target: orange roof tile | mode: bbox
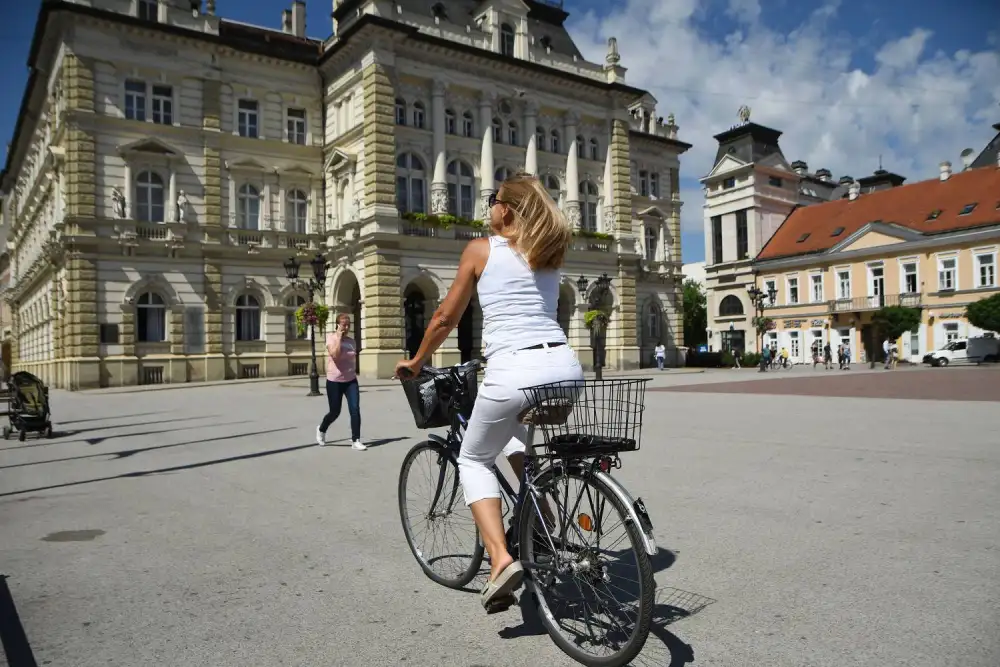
[756,166,1000,261]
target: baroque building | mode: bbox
[0,0,690,390]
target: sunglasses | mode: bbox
[487,192,508,208]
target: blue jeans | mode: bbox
[320,379,361,441]
[656,356,664,370]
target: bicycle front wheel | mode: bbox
[398,440,484,589]
[519,465,655,667]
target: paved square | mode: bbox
[1,369,998,666]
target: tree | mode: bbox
[682,279,707,346]
[873,305,922,342]
[966,293,1000,333]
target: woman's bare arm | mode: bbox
[327,330,342,358]
[409,239,488,365]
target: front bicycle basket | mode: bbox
[401,366,479,429]
[520,379,649,456]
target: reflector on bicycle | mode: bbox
[577,513,593,532]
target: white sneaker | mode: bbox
[351,439,367,451]
[316,427,327,447]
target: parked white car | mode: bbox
[922,336,1000,367]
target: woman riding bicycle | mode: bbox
[395,173,583,611]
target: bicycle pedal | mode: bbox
[483,593,517,615]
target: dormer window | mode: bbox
[926,209,942,221]
[831,227,845,237]
[723,177,736,189]
[138,0,158,21]
[500,23,515,57]
[431,2,447,20]
[539,35,552,52]
[959,203,977,216]
[796,233,811,243]
[768,176,783,188]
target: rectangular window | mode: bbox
[837,269,851,299]
[99,323,120,344]
[151,85,172,124]
[902,262,918,293]
[938,257,957,291]
[238,99,259,138]
[768,176,783,188]
[976,253,996,287]
[722,177,736,189]
[639,171,649,197]
[650,173,659,198]
[944,322,960,343]
[789,331,800,358]
[286,108,306,144]
[125,80,146,121]
[137,0,158,21]
[711,215,723,264]
[735,209,748,260]
[787,277,799,305]
[810,274,823,303]
[764,279,777,305]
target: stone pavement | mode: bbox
[1,367,998,666]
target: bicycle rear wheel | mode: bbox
[398,440,484,589]
[519,464,655,667]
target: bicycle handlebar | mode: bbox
[393,357,484,381]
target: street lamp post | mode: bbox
[283,253,329,397]
[746,283,778,353]
[577,273,613,381]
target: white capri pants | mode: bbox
[458,344,584,505]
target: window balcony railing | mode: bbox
[828,292,922,312]
[227,214,322,235]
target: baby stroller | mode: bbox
[3,371,53,441]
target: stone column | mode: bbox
[66,255,100,389]
[360,242,405,378]
[602,139,613,234]
[203,80,223,226]
[524,100,538,175]
[167,167,177,222]
[564,111,580,229]
[430,79,448,214]
[228,178,237,227]
[610,118,632,237]
[123,164,133,219]
[263,182,272,230]
[203,261,225,382]
[478,93,495,217]
[361,56,398,219]
[310,183,321,234]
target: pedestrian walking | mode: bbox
[823,342,833,370]
[654,342,666,370]
[760,345,771,372]
[316,312,366,450]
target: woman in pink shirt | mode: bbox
[316,313,366,451]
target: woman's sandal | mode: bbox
[481,560,524,612]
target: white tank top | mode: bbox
[477,235,567,359]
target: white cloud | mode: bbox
[567,0,1000,253]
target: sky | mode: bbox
[2,0,999,263]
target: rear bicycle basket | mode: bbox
[401,366,479,429]
[520,379,649,456]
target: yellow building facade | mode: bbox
[751,163,1000,364]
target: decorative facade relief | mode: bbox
[430,184,449,215]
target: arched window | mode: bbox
[535,126,546,151]
[495,166,513,188]
[550,129,561,154]
[500,23,515,57]
[507,121,519,146]
[576,135,586,158]
[646,303,661,340]
[645,226,657,260]
[492,117,503,143]
[445,109,456,134]
[135,171,165,222]
[462,111,475,138]
[285,294,307,340]
[237,183,260,230]
[412,101,426,129]
[236,293,261,341]
[589,138,600,161]
[286,189,308,234]
[719,295,745,317]
[396,152,426,214]
[447,160,476,218]
[580,180,599,231]
[136,291,166,342]
[544,174,560,203]
[394,98,407,125]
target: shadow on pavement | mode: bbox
[54,411,169,426]
[0,425,288,470]
[0,575,37,667]
[0,416,222,450]
[320,437,408,449]
[0,438,322,498]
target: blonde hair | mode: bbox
[497,173,573,270]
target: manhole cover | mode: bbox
[41,529,106,542]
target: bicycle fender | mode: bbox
[593,471,658,556]
[426,433,449,448]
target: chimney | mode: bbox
[838,175,854,186]
[960,148,975,171]
[282,9,292,33]
[815,168,832,182]
[939,161,952,181]
[791,160,808,175]
[848,181,860,201]
[291,1,306,37]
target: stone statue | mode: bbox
[176,190,188,223]
[112,187,126,219]
[606,37,620,66]
[667,113,676,126]
[738,105,752,124]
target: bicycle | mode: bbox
[397,359,658,667]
